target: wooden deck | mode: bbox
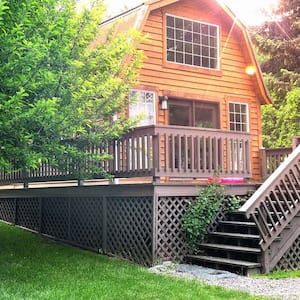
[0,125,252,186]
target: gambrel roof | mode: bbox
[101,0,272,105]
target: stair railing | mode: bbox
[239,145,300,251]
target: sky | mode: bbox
[104,0,279,25]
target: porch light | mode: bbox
[159,95,168,110]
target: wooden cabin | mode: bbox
[0,0,299,275]
[99,0,272,184]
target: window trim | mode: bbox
[129,89,156,127]
[165,14,220,71]
[228,102,249,133]
[168,99,220,129]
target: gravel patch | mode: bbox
[149,262,300,300]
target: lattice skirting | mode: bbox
[155,196,191,262]
[0,195,153,266]
[272,236,300,271]
[0,193,234,266]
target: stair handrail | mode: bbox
[239,144,300,251]
[239,144,300,215]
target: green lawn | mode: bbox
[0,221,269,300]
[254,269,300,279]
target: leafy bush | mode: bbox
[182,183,241,251]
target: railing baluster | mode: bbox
[147,134,152,169]
[170,134,174,172]
[281,178,297,208]
[262,201,277,230]
[208,137,212,172]
[190,135,194,172]
[131,137,135,171]
[286,171,300,200]
[156,133,161,172]
[271,189,289,218]
[141,135,146,171]
[225,138,229,174]
[212,137,216,171]
[196,136,200,172]
[184,135,188,172]
[258,204,273,237]
[164,133,168,172]
[267,194,283,225]
[136,136,141,171]
[251,213,268,243]
[203,137,206,172]
[116,140,121,173]
[177,135,181,171]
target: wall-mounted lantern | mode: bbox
[159,95,168,110]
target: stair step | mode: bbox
[200,243,261,253]
[219,221,256,227]
[210,232,260,240]
[186,255,261,269]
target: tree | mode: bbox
[251,0,300,147]
[0,0,143,177]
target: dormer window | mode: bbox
[166,14,219,70]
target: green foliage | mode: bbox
[262,86,300,148]
[0,0,144,177]
[250,0,300,148]
[182,183,241,251]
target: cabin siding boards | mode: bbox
[134,2,264,181]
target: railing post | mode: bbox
[152,133,160,183]
[109,141,115,174]
[261,147,267,180]
[292,136,300,150]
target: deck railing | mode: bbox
[261,137,300,179]
[261,147,292,179]
[112,125,251,179]
[239,144,300,251]
[0,125,252,185]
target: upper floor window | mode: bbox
[166,14,219,70]
[229,102,249,132]
[129,90,156,127]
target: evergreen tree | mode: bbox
[0,0,143,177]
[251,0,300,147]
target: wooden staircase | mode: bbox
[186,212,263,276]
[186,144,300,275]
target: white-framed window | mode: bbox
[229,102,249,132]
[129,90,156,127]
[166,14,219,70]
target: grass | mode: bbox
[254,269,300,279]
[0,221,269,300]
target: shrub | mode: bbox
[182,183,241,251]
